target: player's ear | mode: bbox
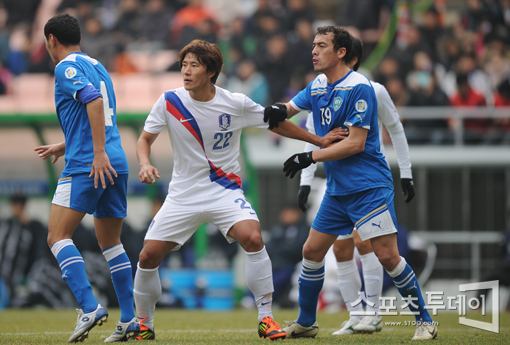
[337,47,347,61]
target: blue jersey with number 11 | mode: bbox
[290,70,393,196]
[54,52,128,175]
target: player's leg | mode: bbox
[355,188,436,340]
[49,174,108,342]
[351,231,384,333]
[95,216,140,342]
[213,191,284,340]
[134,198,199,340]
[228,220,286,340]
[331,236,363,335]
[283,192,352,339]
[94,174,140,342]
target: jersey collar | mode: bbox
[328,69,353,89]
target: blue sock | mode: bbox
[51,239,98,313]
[388,257,433,323]
[103,244,135,322]
[296,259,325,327]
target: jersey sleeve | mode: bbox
[344,84,376,129]
[241,94,267,129]
[55,62,92,100]
[376,84,400,127]
[144,93,168,134]
[290,82,313,112]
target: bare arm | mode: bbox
[137,130,161,184]
[271,119,347,148]
[312,125,367,162]
[87,97,116,189]
[284,102,300,119]
[34,141,66,164]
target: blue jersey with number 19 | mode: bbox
[290,70,393,195]
[54,52,128,175]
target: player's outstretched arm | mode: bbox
[34,141,65,164]
[263,102,301,129]
[271,120,347,147]
[137,130,160,185]
[86,97,117,189]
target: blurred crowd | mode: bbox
[0,0,509,144]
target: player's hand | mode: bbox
[297,185,311,212]
[139,163,160,185]
[89,151,117,189]
[283,151,315,179]
[320,127,349,148]
[263,102,287,129]
[34,142,65,164]
[401,178,415,203]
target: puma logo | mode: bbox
[372,221,382,229]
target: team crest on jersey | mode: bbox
[333,97,343,111]
[219,114,231,131]
[355,99,367,112]
[65,67,77,79]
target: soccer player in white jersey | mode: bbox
[132,39,344,341]
[264,26,437,341]
[34,14,139,343]
[297,37,415,335]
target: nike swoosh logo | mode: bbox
[367,294,378,298]
[180,118,194,123]
[261,301,271,306]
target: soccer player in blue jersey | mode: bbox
[263,26,437,341]
[34,14,139,343]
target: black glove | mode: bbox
[401,178,415,203]
[263,102,287,129]
[283,151,315,179]
[297,185,311,213]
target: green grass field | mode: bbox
[0,309,508,344]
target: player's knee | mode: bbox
[239,231,264,252]
[375,251,399,271]
[138,248,160,269]
[355,239,372,255]
[333,241,353,261]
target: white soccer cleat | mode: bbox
[68,304,108,343]
[332,318,360,335]
[412,322,438,340]
[282,320,319,339]
[352,315,383,334]
[104,317,140,342]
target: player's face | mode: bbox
[181,53,214,92]
[312,33,344,73]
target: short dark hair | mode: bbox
[44,13,81,46]
[316,26,353,63]
[349,37,363,71]
[10,192,27,206]
[178,40,223,84]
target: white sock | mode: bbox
[336,258,363,321]
[245,246,274,322]
[360,252,383,313]
[133,263,161,330]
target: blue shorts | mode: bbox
[52,173,128,218]
[312,187,398,241]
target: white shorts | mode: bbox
[336,229,355,240]
[145,189,259,250]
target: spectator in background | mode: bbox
[285,0,315,32]
[138,0,173,50]
[257,34,292,103]
[112,0,143,50]
[288,19,315,76]
[6,25,30,75]
[336,0,392,57]
[265,205,309,307]
[482,37,510,90]
[418,6,445,63]
[493,77,510,144]
[456,53,493,104]
[405,51,451,145]
[373,55,405,86]
[385,76,409,107]
[81,17,116,70]
[227,59,269,105]
[170,0,217,49]
[449,73,488,145]
[0,193,48,306]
